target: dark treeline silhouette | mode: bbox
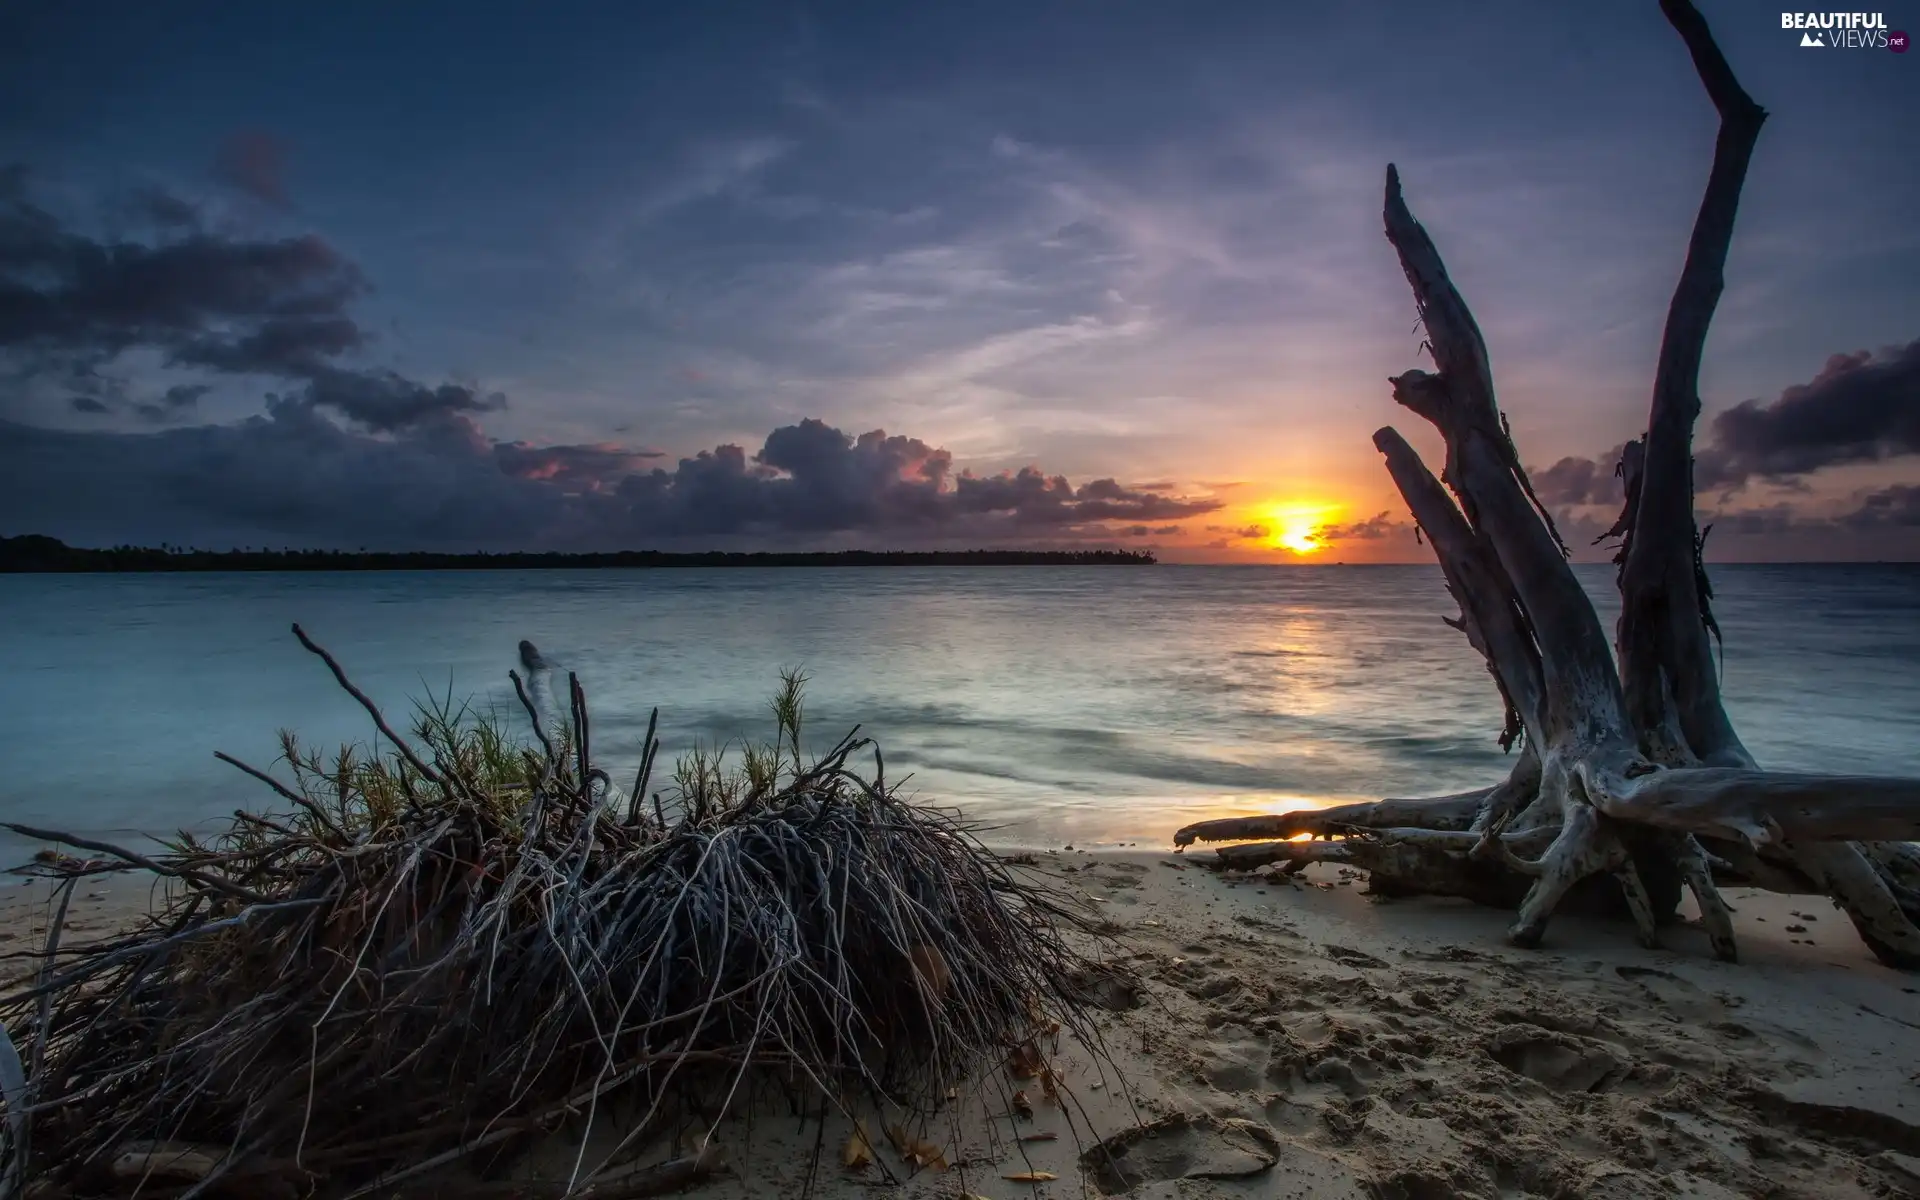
[0,534,1156,573]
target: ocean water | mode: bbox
[2,564,1917,854]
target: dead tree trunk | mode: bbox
[1175,0,1920,968]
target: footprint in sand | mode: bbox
[1322,944,1389,970]
[1614,965,1820,1056]
[1080,1112,1281,1194]
[1200,1022,1273,1092]
[1485,1024,1629,1093]
[1401,944,1491,965]
[1612,965,1724,1021]
[1069,964,1145,1012]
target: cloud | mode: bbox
[0,171,364,363]
[1838,484,1920,530]
[1,173,1209,552]
[1314,511,1407,542]
[632,137,790,223]
[124,185,200,230]
[299,366,505,434]
[1705,505,1798,537]
[174,315,366,375]
[63,380,210,422]
[1696,340,1920,488]
[945,465,1212,527]
[0,413,1222,550]
[0,168,513,436]
[134,382,212,422]
[1526,340,1920,507]
[493,440,666,489]
[1591,486,1920,547]
[214,131,290,207]
[1530,448,1630,507]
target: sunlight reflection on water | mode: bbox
[2,563,1916,851]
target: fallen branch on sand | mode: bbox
[1176,0,1920,968]
[0,629,1112,1196]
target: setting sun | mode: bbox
[1262,503,1342,556]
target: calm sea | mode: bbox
[2,565,1916,854]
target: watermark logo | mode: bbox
[1783,12,1898,48]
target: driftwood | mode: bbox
[1177,0,1920,967]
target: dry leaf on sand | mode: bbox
[1007,1040,1044,1079]
[884,1123,949,1171]
[842,1120,875,1169]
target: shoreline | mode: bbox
[8,848,1920,1196]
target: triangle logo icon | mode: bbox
[1800,30,1824,46]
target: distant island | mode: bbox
[0,535,1156,573]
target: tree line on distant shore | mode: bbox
[0,534,1157,572]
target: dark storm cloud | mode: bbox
[747,421,956,527]
[493,440,665,487]
[123,185,200,231]
[0,413,1222,549]
[174,315,365,374]
[0,169,515,436]
[1706,506,1797,537]
[1636,486,1920,547]
[0,171,363,358]
[946,466,1207,527]
[1531,448,1629,507]
[299,366,504,434]
[1527,341,1920,505]
[133,382,212,422]
[214,131,290,208]
[1840,484,1920,530]
[0,405,558,549]
[610,419,1216,538]
[1696,341,1920,489]
[162,382,210,409]
[65,381,210,422]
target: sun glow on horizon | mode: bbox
[1261,502,1342,556]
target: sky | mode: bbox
[1,1,1915,562]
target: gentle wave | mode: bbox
[2,563,1916,850]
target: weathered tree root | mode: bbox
[1174,0,1920,968]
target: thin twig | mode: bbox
[213,752,345,837]
[0,825,269,905]
[290,623,443,785]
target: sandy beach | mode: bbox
[8,848,1920,1199]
